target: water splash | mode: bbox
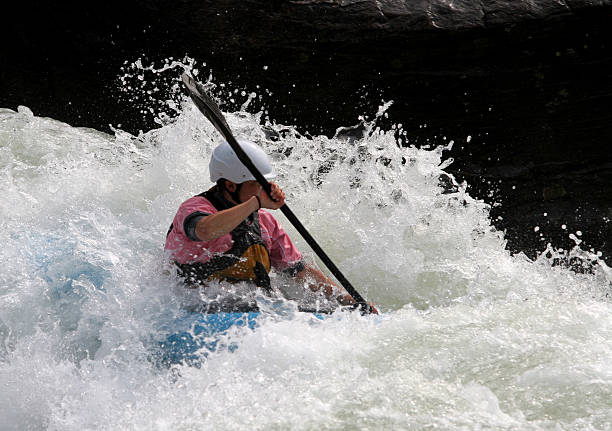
[0,66,611,429]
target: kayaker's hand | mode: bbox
[258,182,285,210]
[366,303,379,314]
[337,293,379,315]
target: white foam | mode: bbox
[1,86,611,429]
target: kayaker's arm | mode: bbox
[295,265,379,313]
[195,182,286,241]
[294,265,351,305]
[195,197,260,240]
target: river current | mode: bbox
[1,74,611,430]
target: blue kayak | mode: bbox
[156,312,261,367]
[154,308,373,367]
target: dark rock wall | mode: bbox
[2,1,611,265]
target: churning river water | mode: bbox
[1,74,611,430]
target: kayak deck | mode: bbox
[156,312,261,367]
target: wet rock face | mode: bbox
[154,0,609,42]
[2,1,611,264]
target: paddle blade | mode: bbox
[181,72,234,143]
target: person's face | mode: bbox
[225,180,262,203]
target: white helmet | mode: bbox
[209,139,276,183]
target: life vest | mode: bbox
[171,187,273,293]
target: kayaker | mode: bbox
[165,139,375,312]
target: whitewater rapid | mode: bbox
[0,86,611,430]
